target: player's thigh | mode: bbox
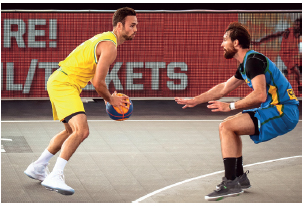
[221,112,255,136]
[47,71,84,121]
[223,112,244,122]
[50,86,85,121]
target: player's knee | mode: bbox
[79,128,89,142]
[71,123,89,142]
[219,121,232,134]
[219,121,225,132]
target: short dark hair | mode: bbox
[112,7,136,27]
[226,22,251,49]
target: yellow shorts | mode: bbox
[47,69,85,122]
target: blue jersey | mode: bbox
[238,50,299,144]
[239,50,299,116]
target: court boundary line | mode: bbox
[132,155,302,203]
[1,120,303,123]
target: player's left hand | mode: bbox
[207,101,231,112]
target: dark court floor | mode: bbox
[1,100,302,203]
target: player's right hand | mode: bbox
[175,97,198,109]
[109,91,130,112]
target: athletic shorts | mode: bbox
[242,104,299,144]
[47,68,85,122]
[244,111,260,136]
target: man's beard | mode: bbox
[122,30,136,40]
[224,46,238,59]
[123,34,134,40]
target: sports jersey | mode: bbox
[235,50,299,144]
[236,50,299,111]
[58,31,117,89]
[47,31,117,121]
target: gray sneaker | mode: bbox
[216,170,251,190]
[238,170,251,190]
[205,177,243,201]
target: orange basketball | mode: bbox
[106,93,133,121]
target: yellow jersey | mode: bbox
[58,31,117,89]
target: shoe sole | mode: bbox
[241,185,251,190]
[205,190,244,201]
[42,184,74,195]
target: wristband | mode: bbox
[229,102,236,110]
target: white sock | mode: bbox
[34,149,54,165]
[52,157,68,173]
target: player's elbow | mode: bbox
[92,81,98,89]
[258,92,267,103]
[92,79,106,90]
[91,79,98,88]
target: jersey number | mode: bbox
[287,89,297,100]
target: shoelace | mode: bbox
[215,182,226,192]
[216,179,227,190]
[45,165,50,176]
[57,170,65,182]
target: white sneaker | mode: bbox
[24,162,49,182]
[41,170,75,195]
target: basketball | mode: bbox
[106,93,133,121]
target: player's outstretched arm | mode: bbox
[175,76,244,109]
[207,74,266,112]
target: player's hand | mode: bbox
[175,97,199,109]
[207,101,231,112]
[109,91,130,112]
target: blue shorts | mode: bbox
[242,104,299,144]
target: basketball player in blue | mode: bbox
[175,22,299,201]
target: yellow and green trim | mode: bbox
[93,36,117,64]
[260,104,284,126]
[57,67,68,75]
[265,59,281,106]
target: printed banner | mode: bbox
[1,12,301,98]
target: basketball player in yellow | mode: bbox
[24,7,138,195]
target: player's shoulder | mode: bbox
[246,51,266,62]
[96,40,117,60]
[245,51,267,71]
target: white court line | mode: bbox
[1,139,12,153]
[1,145,6,153]
[1,138,13,141]
[132,155,302,203]
[1,120,303,123]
